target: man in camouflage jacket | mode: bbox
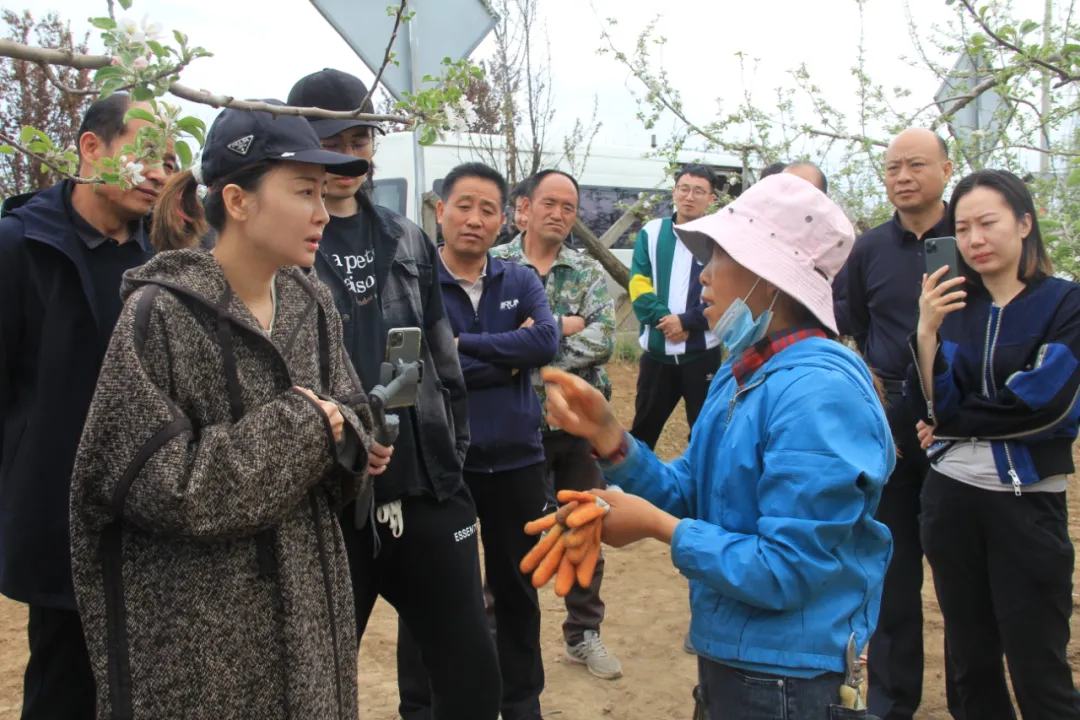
[492,169,623,681]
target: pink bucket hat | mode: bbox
[673,173,855,335]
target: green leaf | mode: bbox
[19,126,37,144]
[146,40,167,58]
[1062,43,1080,55]
[118,0,133,9]
[1020,20,1040,36]
[130,86,155,102]
[1068,167,1080,187]
[99,77,126,99]
[173,30,188,47]
[125,107,158,124]
[176,116,207,134]
[175,140,192,169]
[419,125,438,146]
[94,66,126,82]
[0,145,12,154]
[89,17,117,29]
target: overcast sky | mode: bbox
[27,0,1054,165]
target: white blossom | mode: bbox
[125,161,146,186]
[117,16,146,44]
[133,56,149,71]
[141,16,165,42]
[460,98,478,127]
[444,106,468,136]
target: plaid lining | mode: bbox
[731,328,828,387]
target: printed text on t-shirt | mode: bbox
[329,249,377,304]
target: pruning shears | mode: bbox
[839,633,866,710]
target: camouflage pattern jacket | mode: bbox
[70,250,372,719]
[493,235,615,431]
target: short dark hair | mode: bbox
[441,162,509,207]
[936,134,949,159]
[786,161,829,194]
[760,162,787,179]
[76,93,132,159]
[509,181,529,203]
[674,164,717,190]
[527,169,580,201]
[947,169,1052,284]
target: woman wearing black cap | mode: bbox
[68,103,382,719]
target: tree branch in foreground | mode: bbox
[0,131,94,184]
[360,0,409,112]
[0,39,411,124]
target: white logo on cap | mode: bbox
[280,152,296,158]
[227,135,254,156]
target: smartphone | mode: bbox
[925,236,960,283]
[384,327,422,408]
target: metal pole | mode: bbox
[409,6,427,223]
[1040,0,1053,174]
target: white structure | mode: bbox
[370,132,744,265]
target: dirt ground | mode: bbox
[0,360,1076,718]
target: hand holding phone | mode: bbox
[924,236,959,283]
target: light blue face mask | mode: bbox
[709,279,779,356]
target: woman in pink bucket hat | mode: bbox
[542,173,894,719]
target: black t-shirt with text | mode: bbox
[321,212,430,504]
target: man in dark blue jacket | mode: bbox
[0,93,175,719]
[399,162,559,720]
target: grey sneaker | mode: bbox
[683,632,696,655]
[567,630,623,680]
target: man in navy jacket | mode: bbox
[398,162,559,720]
[0,94,175,719]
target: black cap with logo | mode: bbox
[199,99,370,187]
[288,68,387,139]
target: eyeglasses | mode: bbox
[674,185,712,199]
[322,136,374,153]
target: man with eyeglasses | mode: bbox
[628,164,722,451]
[288,69,503,718]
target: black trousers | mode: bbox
[341,487,502,720]
[398,463,549,720]
[921,470,1080,719]
[629,349,721,450]
[867,391,960,720]
[21,605,96,719]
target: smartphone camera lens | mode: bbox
[390,334,403,349]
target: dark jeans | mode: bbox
[341,488,502,720]
[921,470,1080,719]
[398,464,550,720]
[22,605,96,720]
[868,391,960,720]
[629,349,721,450]
[542,431,607,645]
[696,658,874,719]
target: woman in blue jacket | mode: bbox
[543,173,894,719]
[910,169,1080,719]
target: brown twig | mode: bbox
[0,39,411,124]
[36,61,97,96]
[0,131,96,184]
[359,0,409,113]
[929,74,1004,130]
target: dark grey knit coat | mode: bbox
[70,250,373,720]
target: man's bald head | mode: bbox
[884,128,953,215]
[888,128,949,161]
[784,162,828,194]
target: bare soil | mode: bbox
[0,360,1075,719]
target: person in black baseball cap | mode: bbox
[67,101,383,718]
[288,69,503,720]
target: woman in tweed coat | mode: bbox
[69,105,379,719]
